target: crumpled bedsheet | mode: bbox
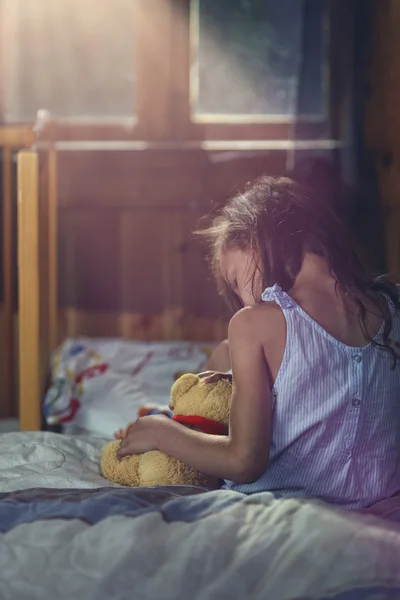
[0,431,117,492]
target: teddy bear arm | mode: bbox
[101,440,141,486]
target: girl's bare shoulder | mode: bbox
[228,302,285,343]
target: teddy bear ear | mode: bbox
[170,373,199,406]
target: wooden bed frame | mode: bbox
[16,145,228,432]
[17,148,58,431]
[0,127,36,421]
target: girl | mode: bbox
[118,176,400,509]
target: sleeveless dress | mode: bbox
[224,284,400,509]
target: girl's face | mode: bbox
[220,248,262,307]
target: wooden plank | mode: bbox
[54,148,297,209]
[17,150,41,431]
[0,1,3,123]
[383,207,400,280]
[0,127,35,147]
[48,147,58,350]
[169,0,191,140]
[38,151,50,399]
[364,0,400,275]
[58,307,226,341]
[132,0,174,140]
[186,122,330,142]
[35,123,139,143]
[58,163,204,208]
[328,0,354,142]
[179,209,228,320]
[119,209,166,317]
[1,146,14,417]
[58,209,120,311]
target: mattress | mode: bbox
[44,337,215,437]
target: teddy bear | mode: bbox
[101,373,232,489]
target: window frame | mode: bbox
[0,0,352,143]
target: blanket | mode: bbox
[1,486,400,599]
[2,432,400,599]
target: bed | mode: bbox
[2,431,400,599]
[7,147,400,599]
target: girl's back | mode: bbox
[225,278,400,508]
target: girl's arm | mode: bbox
[118,306,273,483]
[203,339,231,373]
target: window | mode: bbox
[191,0,327,120]
[0,0,346,143]
[0,0,135,123]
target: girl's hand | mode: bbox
[198,371,233,384]
[116,415,168,459]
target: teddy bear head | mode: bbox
[169,373,231,428]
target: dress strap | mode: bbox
[261,284,296,309]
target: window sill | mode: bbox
[34,139,345,153]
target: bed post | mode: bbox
[2,146,14,418]
[48,146,58,351]
[17,150,41,431]
[1,126,36,419]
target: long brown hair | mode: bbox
[198,176,400,367]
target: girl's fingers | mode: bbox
[198,371,219,383]
[198,371,215,379]
[198,371,233,384]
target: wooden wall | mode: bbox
[55,147,335,342]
